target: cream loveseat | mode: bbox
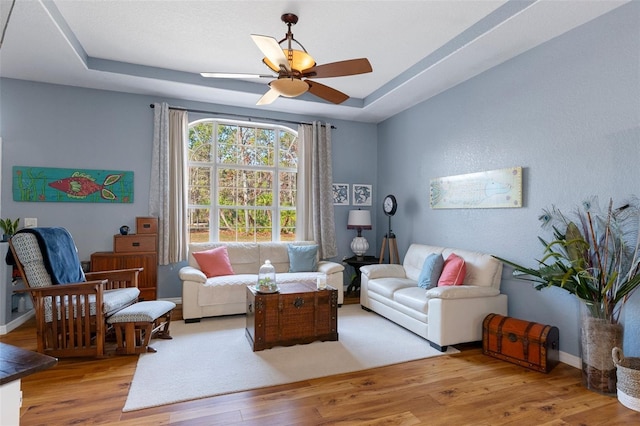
[180,242,344,322]
[360,243,507,351]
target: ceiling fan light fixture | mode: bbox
[264,49,315,72]
[270,78,309,97]
[203,13,370,106]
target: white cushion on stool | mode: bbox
[108,300,176,323]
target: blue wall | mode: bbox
[376,2,640,357]
[0,80,377,298]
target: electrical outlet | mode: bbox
[24,218,37,228]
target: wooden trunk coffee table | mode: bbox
[245,282,338,351]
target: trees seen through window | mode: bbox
[188,119,297,243]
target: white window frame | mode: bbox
[187,118,298,243]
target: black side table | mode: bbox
[344,255,380,293]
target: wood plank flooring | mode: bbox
[2,304,639,425]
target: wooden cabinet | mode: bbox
[92,217,159,301]
[90,252,157,301]
[91,217,158,300]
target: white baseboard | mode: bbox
[0,310,35,335]
[560,350,581,369]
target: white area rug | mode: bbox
[123,304,458,412]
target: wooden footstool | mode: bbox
[107,300,176,355]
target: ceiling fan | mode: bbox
[200,13,373,105]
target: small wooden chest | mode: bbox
[113,234,157,253]
[483,313,559,373]
[246,282,338,351]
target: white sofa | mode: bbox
[360,243,508,351]
[179,241,345,322]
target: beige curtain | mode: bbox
[149,102,189,264]
[297,122,337,259]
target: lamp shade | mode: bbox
[347,210,372,229]
[263,49,316,72]
[270,78,309,97]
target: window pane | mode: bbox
[257,128,275,166]
[238,127,255,166]
[255,189,272,206]
[239,144,254,166]
[189,123,213,162]
[279,131,298,168]
[279,172,296,207]
[218,208,272,242]
[236,171,254,205]
[255,210,273,242]
[218,169,273,207]
[218,168,237,206]
[255,171,271,188]
[218,187,236,206]
[255,171,274,205]
[235,209,254,242]
[257,128,274,147]
[219,208,237,242]
[280,210,296,241]
[189,208,210,242]
[255,147,274,166]
[217,124,238,164]
[279,172,296,206]
[189,167,211,205]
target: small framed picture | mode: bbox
[332,183,349,205]
[353,184,372,206]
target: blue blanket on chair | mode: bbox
[16,227,86,285]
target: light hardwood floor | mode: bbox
[2,304,639,425]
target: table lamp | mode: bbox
[347,209,372,260]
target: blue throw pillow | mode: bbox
[418,253,444,289]
[288,244,318,272]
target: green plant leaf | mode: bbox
[492,196,640,324]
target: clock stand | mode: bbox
[380,194,400,264]
[379,215,400,264]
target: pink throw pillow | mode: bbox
[192,246,235,278]
[437,253,466,286]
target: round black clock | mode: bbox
[383,194,397,216]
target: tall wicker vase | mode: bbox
[580,301,623,395]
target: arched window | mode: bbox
[187,119,298,243]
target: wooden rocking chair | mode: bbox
[9,228,142,358]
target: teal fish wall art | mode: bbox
[12,166,134,203]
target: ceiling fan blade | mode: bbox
[250,34,290,72]
[306,80,349,104]
[302,58,372,78]
[200,72,273,79]
[256,88,281,105]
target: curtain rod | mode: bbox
[149,104,336,129]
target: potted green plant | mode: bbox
[494,196,640,395]
[0,218,20,242]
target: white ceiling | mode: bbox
[0,0,629,123]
